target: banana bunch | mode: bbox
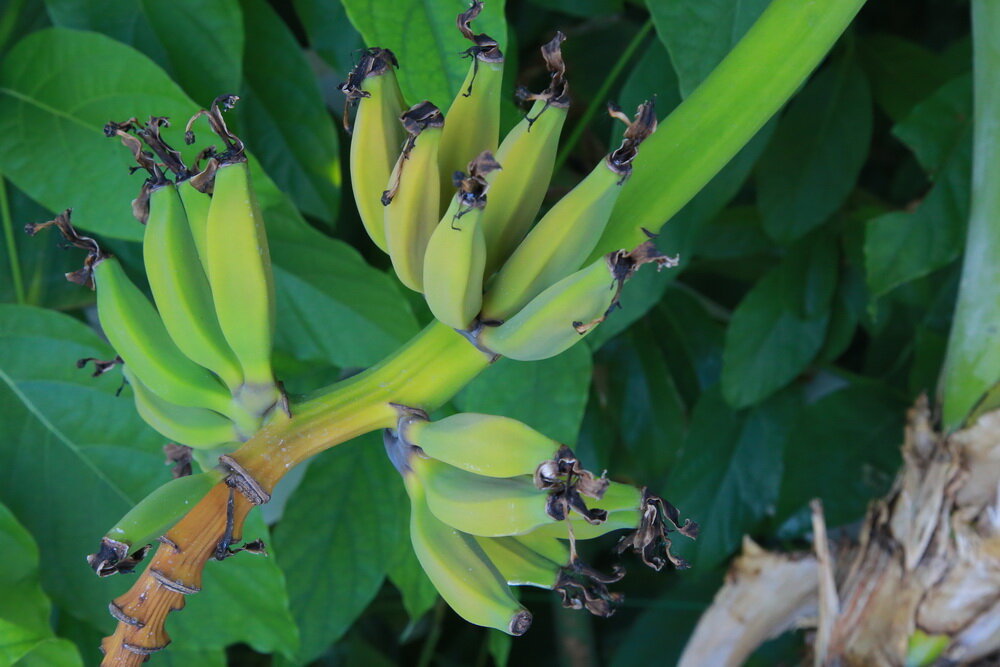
[29,99,284,456]
[341,2,674,361]
[385,409,698,633]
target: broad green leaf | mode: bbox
[667,386,799,569]
[757,54,872,243]
[291,0,364,77]
[0,29,203,240]
[858,34,965,122]
[692,206,772,261]
[170,511,299,658]
[610,36,681,147]
[238,0,341,223]
[0,0,48,57]
[777,383,905,532]
[648,0,770,98]
[43,0,243,107]
[652,288,727,407]
[11,638,82,666]
[488,629,512,667]
[0,304,169,629]
[721,235,838,408]
[273,433,406,663]
[455,344,593,444]
[0,502,82,665]
[526,0,621,18]
[156,647,227,667]
[387,529,438,621]
[865,75,972,299]
[340,0,507,109]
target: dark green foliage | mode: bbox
[0,0,979,664]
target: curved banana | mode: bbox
[89,470,222,576]
[437,1,504,209]
[479,242,678,361]
[481,101,658,323]
[528,511,641,540]
[422,152,499,330]
[476,535,565,589]
[404,471,532,635]
[143,180,243,391]
[177,159,215,271]
[481,32,570,274]
[123,365,243,448]
[400,411,559,478]
[382,101,444,292]
[340,48,406,251]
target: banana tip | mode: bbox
[509,610,533,635]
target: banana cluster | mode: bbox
[28,99,284,458]
[385,408,698,634]
[341,1,677,360]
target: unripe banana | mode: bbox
[382,102,444,292]
[527,511,641,540]
[481,32,570,274]
[340,48,406,252]
[143,181,244,391]
[437,1,504,209]
[404,471,532,635]
[399,411,560,477]
[476,535,565,589]
[178,154,216,270]
[123,365,243,448]
[88,470,222,576]
[479,241,678,361]
[481,101,658,323]
[422,152,499,330]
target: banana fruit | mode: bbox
[340,48,406,251]
[422,152,500,329]
[476,535,565,589]
[382,101,445,292]
[481,32,570,273]
[481,101,658,323]
[437,1,504,210]
[480,241,679,361]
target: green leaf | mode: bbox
[0,501,81,665]
[692,206,772,261]
[340,0,507,109]
[44,0,243,106]
[387,530,438,621]
[668,386,799,569]
[11,638,82,667]
[455,344,593,444]
[487,629,512,667]
[777,383,905,532]
[651,288,727,406]
[238,0,341,222]
[291,0,364,77]
[648,0,770,98]
[273,433,406,663]
[756,54,872,243]
[0,28,201,240]
[721,235,838,408]
[0,304,170,629]
[170,510,299,658]
[864,75,972,299]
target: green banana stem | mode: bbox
[939,0,1000,430]
[591,0,867,260]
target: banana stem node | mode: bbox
[108,601,145,629]
[219,454,270,505]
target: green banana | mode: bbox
[437,1,504,209]
[480,101,658,323]
[382,101,444,292]
[123,365,243,448]
[527,511,641,540]
[404,471,532,635]
[143,180,244,392]
[479,241,678,361]
[481,32,570,274]
[476,535,565,589]
[341,48,406,252]
[88,470,222,576]
[422,152,499,330]
[177,156,215,271]
[399,411,560,478]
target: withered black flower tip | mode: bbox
[164,443,194,479]
[87,539,150,577]
[521,32,570,123]
[509,610,533,636]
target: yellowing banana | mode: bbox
[422,152,499,330]
[481,101,658,323]
[480,242,678,361]
[476,535,564,589]
[437,1,504,209]
[382,101,444,292]
[123,365,243,449]
[341,48,406,252]
[143,181,243,391]
[404,471,532,635]
[400,411,559,478]
[482,32,570,274]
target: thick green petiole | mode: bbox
[591,0,867,260]
[939,0,1000,430]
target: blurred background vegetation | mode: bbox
[0,0,978,664]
